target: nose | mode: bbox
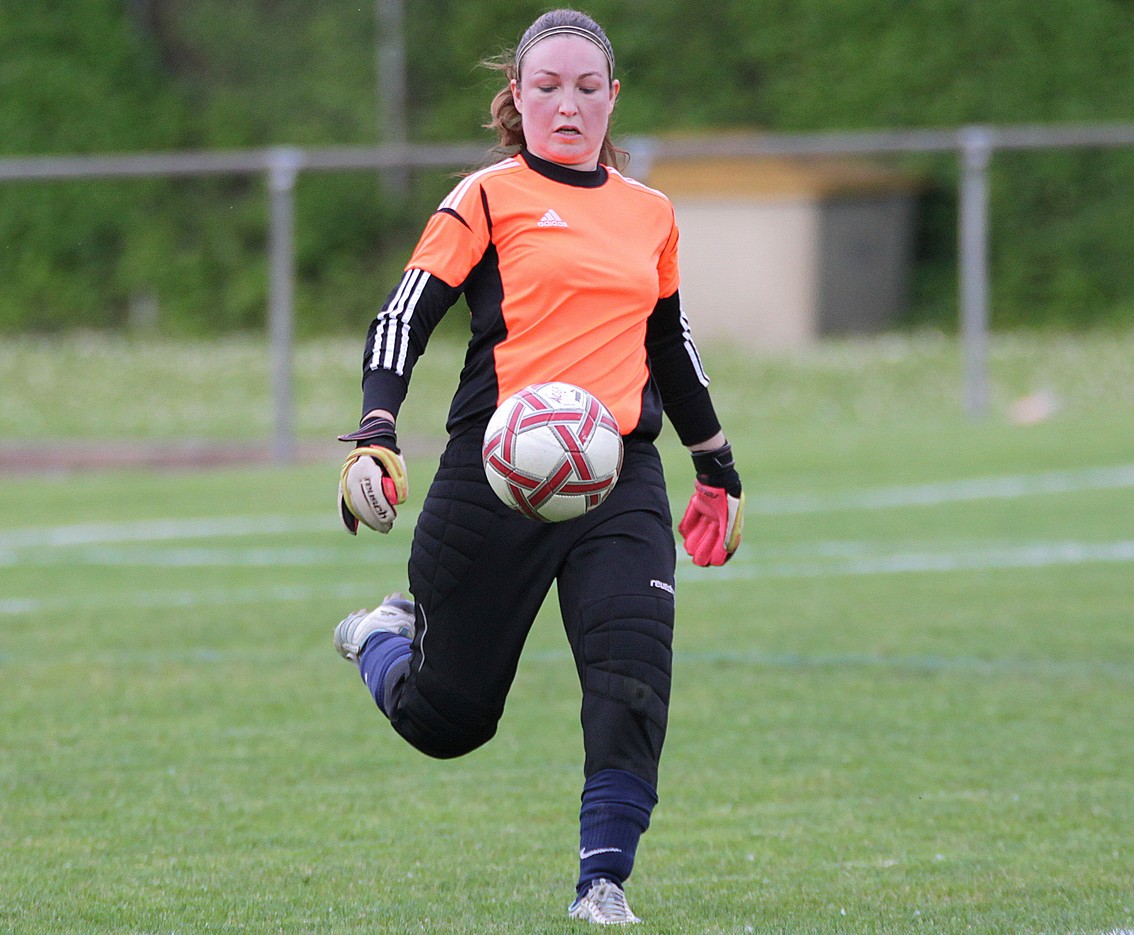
[558,90,579,116]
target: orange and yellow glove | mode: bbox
[337,417,408,535]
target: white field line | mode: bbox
[683,539,1134,583]
[0,581,380,617]
[6,635,1134,683]
[524,646,1134,680]
[746,463,1134,515]
[0,544,350,567]
[0,514,333,548]
[2,462,1131,550]
[1,464,1131,614]
[1,538,1130,616]
[2,537,1131,573]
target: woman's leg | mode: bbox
[381,431,559,758]
[556,441,677,897]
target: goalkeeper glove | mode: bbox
[337,416,408,535]
[678,442,745,567]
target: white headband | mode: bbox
[515,25,615,77]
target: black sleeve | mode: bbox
[645,290,722,447]
[360,268,462,419]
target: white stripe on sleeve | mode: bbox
[370,268,427,376]
[438,158,515,212]
[679,298,710,386]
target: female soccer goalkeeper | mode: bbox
[333,8,744,925]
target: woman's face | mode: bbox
[512,35,619,171]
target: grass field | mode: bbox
[2,331,1133,933]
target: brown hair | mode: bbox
[483,9,627,171]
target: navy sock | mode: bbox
[357,631,412,718]
[576,768,658,896]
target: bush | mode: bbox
[2,0,1133,334]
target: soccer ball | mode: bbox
[482,382,623,522]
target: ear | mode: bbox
[511,78,523,114]
[608,78,620,113]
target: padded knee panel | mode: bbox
[579,593,674,785]
[390,678,502,760]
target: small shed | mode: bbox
[646,154,920,350]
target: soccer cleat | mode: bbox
[567,879,641,925]
[333,592,415,663]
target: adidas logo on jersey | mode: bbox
[537,209,569,228]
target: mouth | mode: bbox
[554,126,582,137]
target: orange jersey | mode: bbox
[361,150,717,444]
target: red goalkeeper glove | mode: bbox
[678,442,744,567]
[337,416,408,535]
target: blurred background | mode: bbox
[2,0,1132,340]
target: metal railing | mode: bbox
[3,124,1133,458]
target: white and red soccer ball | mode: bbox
[482,382,623,522]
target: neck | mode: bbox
[520,148,607,188]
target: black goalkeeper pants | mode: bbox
[390,426,677,788]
